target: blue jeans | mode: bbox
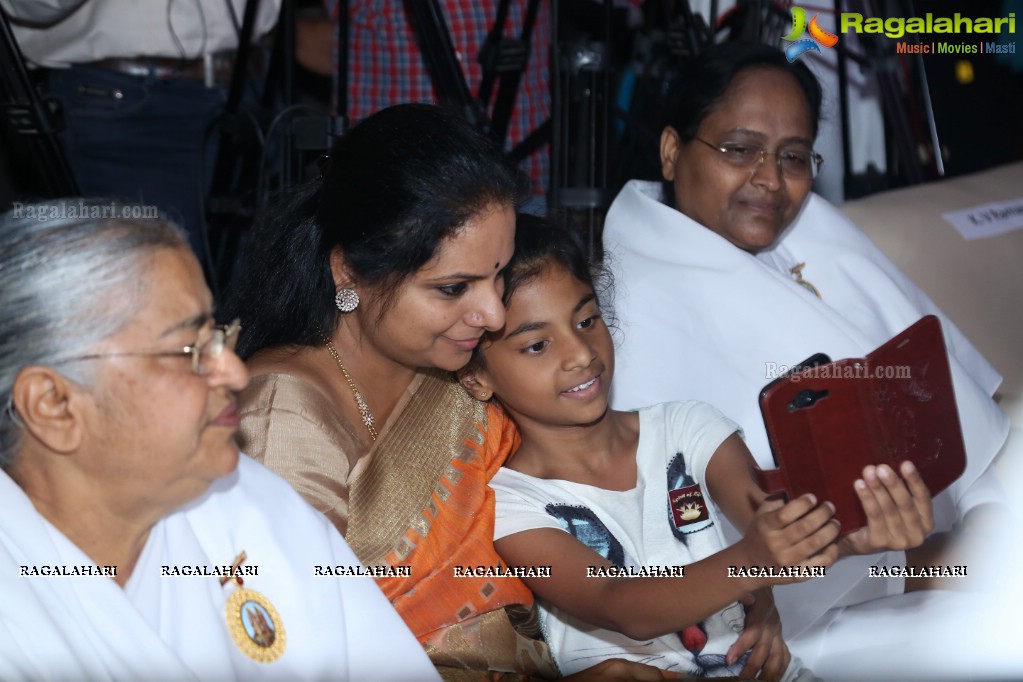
[46,66,226,270]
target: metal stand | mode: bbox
[402,0,544,153]
[205,0,552,295]
[0,9,78,204]
[550,0,612,256]
[551,38,609,253]
[204,0,268,295]
[839,0,944,196]
[554,0,712,255]
[204,0,348,295]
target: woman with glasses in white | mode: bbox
[603,42,1012,680]
[0,201,438,681]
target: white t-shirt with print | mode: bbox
[493,401,745,677]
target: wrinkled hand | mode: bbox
[725,589,790,681]
[739,494,839,583]
[560,658,683,680]
[839,462,934,557]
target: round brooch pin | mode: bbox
[225,587,287,662]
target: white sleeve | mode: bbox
[492,469,565,541]
[955,449,1010,513]
[664,401,741,485]
[0,0,88,26]
[233,457,440,682]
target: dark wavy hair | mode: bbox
[499,213,599,308]
[667,41,823,141]
[226,103,524,359]
[465,213,611,373]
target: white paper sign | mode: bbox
[942,198,1023,241]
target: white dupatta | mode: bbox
[0,467,200,681]
[604,180,1009,640]
[0,456,438,681]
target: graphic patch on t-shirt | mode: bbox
[667,452,713,534]
[545,503,625,567]
[669,484,712,532]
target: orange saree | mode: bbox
[239,369,557,680]
[346,372,556,679]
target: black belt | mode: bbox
[82,54,236,87]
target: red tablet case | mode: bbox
[755,315,967,534]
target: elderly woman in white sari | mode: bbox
[603,42,1012,680]
[0,202,438,681]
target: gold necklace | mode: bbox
[325,339,378,440]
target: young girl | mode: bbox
[460,217,931,681]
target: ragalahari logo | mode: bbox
[783,6,839,62]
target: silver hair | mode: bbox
[0,199,189,468]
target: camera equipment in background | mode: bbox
[205,0,548,296]
[402,0,548,166]
[0,8,77,208]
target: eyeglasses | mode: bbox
[694,137,823,179]
[53,319,242,377]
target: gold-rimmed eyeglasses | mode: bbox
[694,137,823,179]
[52,319,242,377]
